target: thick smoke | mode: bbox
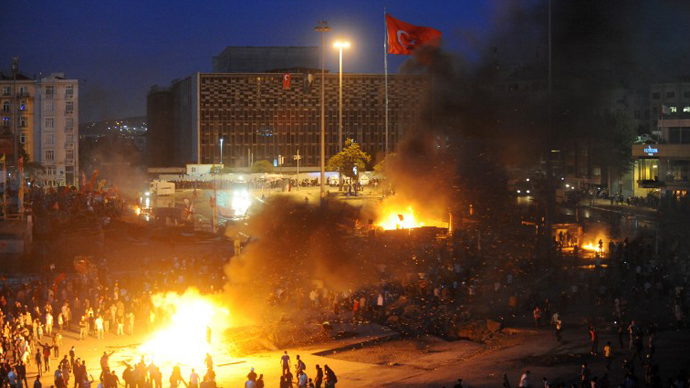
[223,196,378,323]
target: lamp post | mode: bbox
[219,135,224,165]
[315,21,330,198]
[333,41,350,152]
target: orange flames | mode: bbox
[378,207,425,230]
[376,205,445,230]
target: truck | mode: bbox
[150,180,175,196]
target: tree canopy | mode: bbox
[326,139,371,179]
[251,160,274,173]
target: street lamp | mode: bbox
[315,21,330,198]
[333,41,350,153]
[219,135,224,165]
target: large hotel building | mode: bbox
[147,47,432,168]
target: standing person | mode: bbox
[69,347,76,370]
[297,371,307,388]
[204,354,213,371]
[555,317,563,342]
[604,341,613,371]
[255,375,264,388]
[280,351,290,376]
[323,365,337,388]
[503,373,512,388]
[39,342,53,372]
[45,313,53,337]
[314,365,323,388]
[188,369,199,388]
[589,325,598,355]
[580,363,590,388]
[533,306,542,328]
[295,355,306,375]
[54,333,62,358]
[79,317,87,340]
[34,351,43,377]
[100,351,115,373]
[168,366,184,388]
[519,371,530,388]
[33,376,41,388]
[95,316,104,340]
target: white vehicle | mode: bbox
[150,180,175,196]
[358,175,370,186]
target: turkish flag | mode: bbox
[386,14,442,55]
[282,73,291,90]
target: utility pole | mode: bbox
[315,21,330,198]
[544,0,555,259]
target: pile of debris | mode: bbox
[383,295,503,342]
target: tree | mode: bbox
[251,160,274,173]
[327,139,371,191]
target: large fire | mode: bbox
[139,289,232,366]
[378,207,425,230]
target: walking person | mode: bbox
[280,351,290,376]
[323,365,337,388]
[314,365,323,388]
[604,341,613,371]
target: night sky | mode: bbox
[0,0,491,123]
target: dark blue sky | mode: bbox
[0,0,492,122]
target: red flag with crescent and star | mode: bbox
[282,73,291,90]
[386,14,442,55]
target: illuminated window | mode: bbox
[670,106,678,113]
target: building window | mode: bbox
[19,117,27,128]
[45,86,54,96]
[45,134,55,145]
[18,87,28,97]
[45,150,55,161]
[685,91,690,99]
[1,87,9,96]
[45,101,54,111]
[65,85,74,97]
[652,92,660,99]
[2,117,9,127]
[19,100,26,111]
[45,118,54,128]
[66,118,74,128]
[65,101,74,114]
[66,150,74,161]
[66,134,74,144]
[666,91,676,99]
[2,102,9,112]
[19,132,26,144]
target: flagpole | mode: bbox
[2,155,6,221]
[384,9,389,156]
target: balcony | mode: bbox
[65,109,74,115]
[18,91,30,97]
